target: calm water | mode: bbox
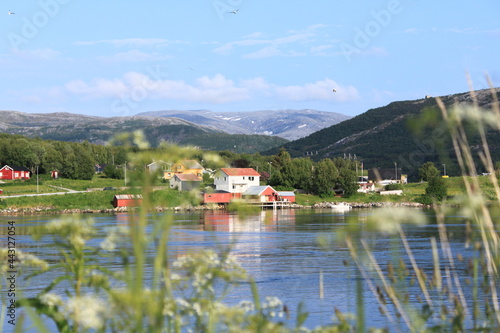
[1,207,491,331]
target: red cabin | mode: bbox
[0,165,31,180]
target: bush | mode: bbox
[425,176,447,201]
[385,183,403,191]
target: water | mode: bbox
[0,208,488,331]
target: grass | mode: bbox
[0,184,60,195]
[44,175,127,191]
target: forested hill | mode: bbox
[263,88,500,180]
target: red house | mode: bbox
[0,165,31,180]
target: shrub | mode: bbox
[384,183,403,191]
[425,176,447,201]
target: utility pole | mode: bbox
[124,162,127,186]
[394,162,397,183]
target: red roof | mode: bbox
[220,168,260,177]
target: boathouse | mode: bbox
[277,191,296,203]
[113,194,143,208]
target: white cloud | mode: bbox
[212,30,315,57]
[97,50,171,63]
[65,78,129,99]
[74,38,184,47]
[310,44,334,55]
[274,78,359,102]
[25,74,359,106]
[11,48,61,60]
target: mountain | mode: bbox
[0,111,287,153]
[136,109,351,141]
[263,88,500,180]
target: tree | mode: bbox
[310,159,338,197]
[104,164,124,179]
[419,162,440,182]
[337,168,358,197]
[425,176,447,201]
[42,146,63,173]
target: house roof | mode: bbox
[147,160,170,167]
[0,165,30,172]
[180,160,203,169]
[277,191,295,197]
[114,194,143,200]
[220,168,260,177]
[243,185,275,196]
[174,173,202,181]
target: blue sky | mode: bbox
[0,0,498,118]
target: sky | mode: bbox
[0,0,498,118]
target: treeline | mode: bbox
[0,134,128,180]
[266,148,359,197]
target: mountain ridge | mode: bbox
[136,109,351,141]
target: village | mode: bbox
[0,160,409,209]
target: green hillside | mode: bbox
[263,88,500,180]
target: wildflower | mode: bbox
[62,295,109,330]
[39,293,63,308]
[366,207,427,234]
[100,226,129,251]
[0,248,49,273]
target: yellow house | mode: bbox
[163,160,204,180]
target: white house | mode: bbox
[214,168,260,193]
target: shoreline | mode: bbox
[0,201,431,215]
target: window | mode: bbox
[249,176,254,181]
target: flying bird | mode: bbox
[332,88,337,92]
[229,9,239,14]
[8,10,15,15]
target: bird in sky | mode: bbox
[332,88,337,93]
[8,10,15,15]
[229,9,239,14]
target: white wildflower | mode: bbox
[366,207,427,234]
[132,130,150,149]
[175,298,190,309]
[238,300,255,313]
[39,293,63,308]
[170,273,182,281]
[263,296,282,309]
[62,295,108,330]
[100,226,129,251]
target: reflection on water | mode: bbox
[1,207,481,331]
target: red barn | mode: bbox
[0,165,31,180]
[113,194,143,208]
